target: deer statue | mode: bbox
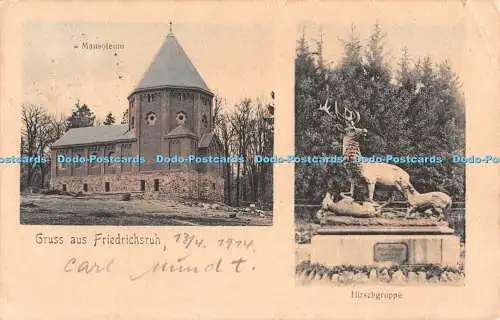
[318,191,387,218]
[396,181,452,219]
[318,99,415,204]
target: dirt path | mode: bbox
[20,194,272,226]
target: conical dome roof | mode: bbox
[130,31,212,96]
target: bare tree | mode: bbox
[21,104,66,190]
[238,99,274,206]
[40,114,67,187]
[251,101,273,204]
[213,95,274,207]
[229,99,253,207]
[213,96,235,205]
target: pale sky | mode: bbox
[298,21,465,83]
[22,21,275,120]
[22,19,465,121]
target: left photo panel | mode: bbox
[20,21,275,226]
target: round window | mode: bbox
[176,112,187,125]
[145,112,157,126]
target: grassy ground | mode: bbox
[20,194,272,226]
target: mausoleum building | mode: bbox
[50,29,224,201]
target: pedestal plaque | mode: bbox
[373,242,408,264]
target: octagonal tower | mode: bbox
[127,27,214,171]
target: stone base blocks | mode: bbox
[52,170,224,201]
[310,226,461,268]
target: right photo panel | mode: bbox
[294,21,466,286]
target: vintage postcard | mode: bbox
[0,1,499,319]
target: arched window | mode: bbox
[74,148,84,168]
[90,152,99,168]
[57,153,67,170]
[106,151,115,167]
[74,154,83,168]
[201,114,208,129]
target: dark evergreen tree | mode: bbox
[294,23,466,202]
[66,100,95,130]
[103,112,116,125]
[121,109,129,125]
[295,27,345,201]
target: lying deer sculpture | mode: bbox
[319,191,387,218]
[318,99,415,204]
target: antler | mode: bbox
[317,98,336,119]
[316,78,360,126]
[345,107,360,125]
[334,103,360,127]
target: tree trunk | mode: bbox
[235,160,241,207]
[224,162,232,205]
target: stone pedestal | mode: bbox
[310,224,461,267]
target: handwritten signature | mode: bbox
[62,256,252,280]
[64,257,114,274]
[129,255,249,281]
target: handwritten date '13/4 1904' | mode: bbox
[62,233,256,281]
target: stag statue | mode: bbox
[318,99,415,205]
